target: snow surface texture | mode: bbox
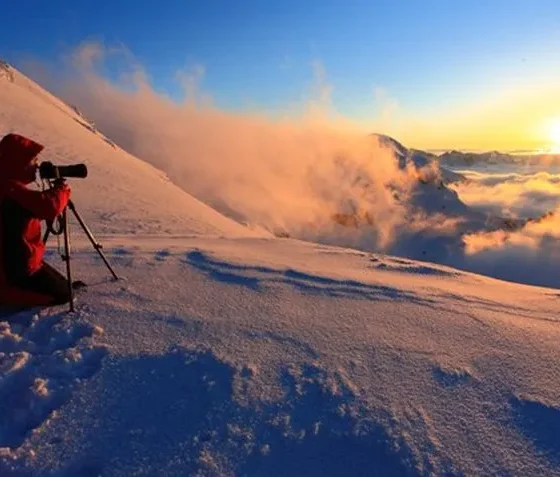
[0,63,559,476]
[0,306,105,450]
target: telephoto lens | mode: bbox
[39,161,88,179]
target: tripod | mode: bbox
[43,198,119,312]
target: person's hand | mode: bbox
[53,179,71,195]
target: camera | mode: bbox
[39,161,88,179]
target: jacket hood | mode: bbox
[0,133,44,180]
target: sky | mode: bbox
[2,0,560,151]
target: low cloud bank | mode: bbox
[450,169,560,219]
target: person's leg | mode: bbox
[16,262,71,305]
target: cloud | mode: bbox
[31,42,425,250]
[461,210,560,288]
[449,168,560,287]
[304,60,335,121]
[372,87,400,127]
[70,42,105,69]
[175,64,212,107]
[449,169,560,219]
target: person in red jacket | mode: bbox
[0,133,73,307]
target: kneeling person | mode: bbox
[0,133,73,307]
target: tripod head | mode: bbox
[41,178,69,238]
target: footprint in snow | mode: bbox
[369,256,459,277]
[155,249,171,261]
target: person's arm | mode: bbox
[6,181,71,221]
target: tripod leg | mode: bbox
[62,209,75,312]
[67,201,119,281]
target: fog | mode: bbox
[31,43,439,250]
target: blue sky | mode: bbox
[2,1,560,147]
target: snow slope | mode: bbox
[0,64,559,477]
[0,67,265,238]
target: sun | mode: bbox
[546,118,560,152]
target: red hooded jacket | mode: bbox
[0,133,71,306]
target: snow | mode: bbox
[0,63,559,476]
[0,68,266,239]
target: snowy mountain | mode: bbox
[0,66,265,239]
[438,149,560,167]
[371,135,465,184]
[0,64,559,477]
[306,134,504,265]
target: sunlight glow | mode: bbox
[547,118,560,152]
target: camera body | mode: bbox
[39,161,88,180]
